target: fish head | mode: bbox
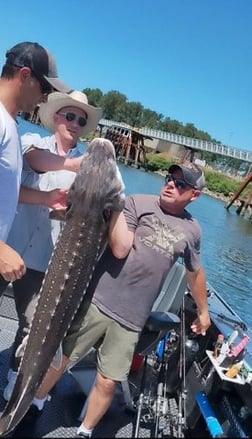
[66,138,125,220]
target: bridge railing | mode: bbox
[99,119,252,163]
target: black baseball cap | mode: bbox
[5,41,71,93]
[168,163,205,190]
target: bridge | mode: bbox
[99,118,252,163]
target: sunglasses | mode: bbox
[57,112,87,128]
[37,77,54,95]
[164,173,194,190]
[30,70,54,95]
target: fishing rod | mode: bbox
[177,294,187,438]
[154,354,167,437]
[134,355,148,438]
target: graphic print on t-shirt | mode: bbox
[139,215,185,258]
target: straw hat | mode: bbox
[39,90,103,135]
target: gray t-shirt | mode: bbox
[91,194,202,331]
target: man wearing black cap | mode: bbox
[34,161,210,438]
[0,41,71,284]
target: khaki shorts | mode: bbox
[63,302,140,381]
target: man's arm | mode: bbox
[108,211,134,259]
[0,241,26,282]
[19,186,68,210]
[25,148,84,173]
[186,266,211,335]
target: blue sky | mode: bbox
[1,0,252,151]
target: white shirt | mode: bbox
[0,102,22,241]
[7,132,83,272]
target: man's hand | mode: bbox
[64,155,84,172]
[191,310,211,336]
[0,241,26,282]
[44,188,68,209]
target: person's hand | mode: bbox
[190,311,211,336]
[0,242,26,282]
[65,155,84,172]
[44,188,69,209]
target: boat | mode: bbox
[0,261,251,438]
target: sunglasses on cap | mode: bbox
[164,173,194,190]
[57,112,88,128]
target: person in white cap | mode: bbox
[0,41,71,284]
[1,90,102,402]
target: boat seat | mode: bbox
[134,262,187,356]
[69,262,187,418]
[151,261,187,314]
[134,311,181,357]
[144,311,180,333]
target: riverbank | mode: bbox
[202,187,230,204]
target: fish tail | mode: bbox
[0,414,12,436]
[0,378,34,435]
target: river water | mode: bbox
[18,118,252,328]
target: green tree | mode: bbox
[142,109,163,129]
[125,101,143,128]
[204,170,240,195]
[82,88,103,107]
[102,90,127,121]
[146,153,173,172]
[159,117,183,134]
[196,129,212,141]
[182,123,198,138]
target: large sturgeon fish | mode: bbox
[0,138,125,436]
